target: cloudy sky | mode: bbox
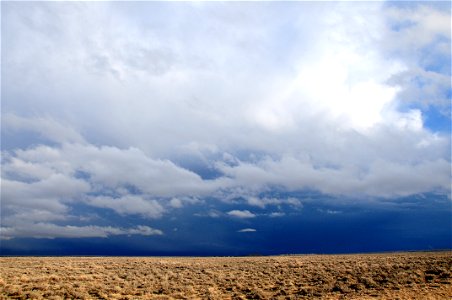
[1,1,451,255]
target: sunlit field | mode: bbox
[1,251,450,299]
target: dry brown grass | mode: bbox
[0,251,451,299]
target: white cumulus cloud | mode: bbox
[227,210,256,219]
[237,228,256,233]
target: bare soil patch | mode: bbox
[1,251,451,299]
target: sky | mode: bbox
[1,1,451,255]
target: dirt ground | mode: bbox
[0,251,451,299]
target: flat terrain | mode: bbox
[0,251,451,299]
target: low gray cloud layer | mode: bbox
[0,224,163,240]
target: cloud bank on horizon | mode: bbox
[1,1,451,241]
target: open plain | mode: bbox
[0,251,451,299]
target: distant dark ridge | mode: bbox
[1,249,451,258]
[275,248,452,256]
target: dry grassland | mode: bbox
[0,251,451,299]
